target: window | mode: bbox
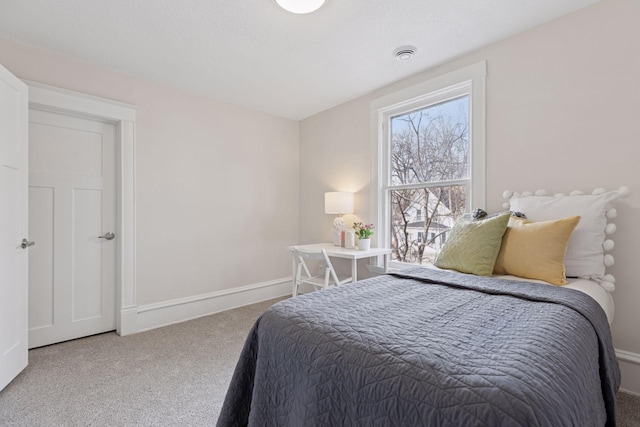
[370,62,486,267]
[389,95,469,264]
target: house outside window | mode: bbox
[370,62,486,268]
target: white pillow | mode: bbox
[503,187,630,291]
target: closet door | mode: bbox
[28,109,117,348]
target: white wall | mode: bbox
[300,0,640,391]
[0,39,299,312]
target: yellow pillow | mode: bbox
[493,216,581,286]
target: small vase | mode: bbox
[358,238,371,251]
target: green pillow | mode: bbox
[434,212,510,276]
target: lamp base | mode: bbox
[332,217,345,246]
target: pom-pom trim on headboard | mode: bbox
[502,186,630,292]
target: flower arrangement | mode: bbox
[353,222,374,240]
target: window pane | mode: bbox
[390,185,466,265]
[390,96,469,186]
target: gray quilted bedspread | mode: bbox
[217,267,620,427]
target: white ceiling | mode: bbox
[0,0,599,120]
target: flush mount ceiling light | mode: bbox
[394,46,417,61]
[275,0,327,14]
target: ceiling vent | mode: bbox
[394,46,417,61]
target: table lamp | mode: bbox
[325,192,354,246]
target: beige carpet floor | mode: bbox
[1,297,639,426]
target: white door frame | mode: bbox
[25,80,137,336]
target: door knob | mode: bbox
[99,232,115,241]
[21,238,35,249]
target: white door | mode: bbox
[28,109,117,348]
[0,64,28,391]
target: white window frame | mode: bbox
[369,61,486,270]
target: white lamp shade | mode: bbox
[275,0,326,14]
[325,192,354,215]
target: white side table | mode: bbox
[287,243,391,295]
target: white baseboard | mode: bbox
[616,348,640,396]
[118,305,138,336]
[121,277,292,335]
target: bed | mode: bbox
[217,188,627,426]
